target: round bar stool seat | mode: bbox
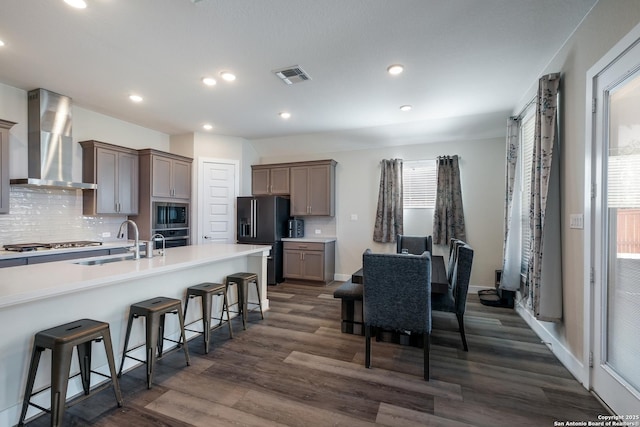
[19,319,123,427]
[118,296,190,389]
[225,272,263,330]
[184,282,233,353]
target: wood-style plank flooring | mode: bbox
[24,281,607,426]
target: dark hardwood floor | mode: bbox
[24,281,607,426]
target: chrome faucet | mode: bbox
[150,233,166,256]
[117,220,140,259]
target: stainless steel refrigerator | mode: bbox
[237,196,290,284]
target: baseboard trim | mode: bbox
[515,301,588,388]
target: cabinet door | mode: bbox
[117,151,138,214]
[96,148,118,214]
[308,165,331,215]
[0,123,13,214]
[252,169,270,195]
[172,160,191,199]
[283,249,304,279]
[290,167,310,215]
[302,251,325,281]
[152,156,173,198]
[270,167,290,194]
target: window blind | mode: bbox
[521,113,535,273]
[403,160,437,209]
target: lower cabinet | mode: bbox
[283,240,335,284]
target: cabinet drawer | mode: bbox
[283,241,325,251]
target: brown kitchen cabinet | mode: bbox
[0,119,17,214]
[290,160,336,216]
[251,165,289,195]
[283,240,335,284]
[138,149,192,200]
[80,140,139,215]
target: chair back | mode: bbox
[396,234,433,255]
[451,244,474,314]
[362,249,431,334]
[447,238,464,284]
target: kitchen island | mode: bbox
[0,243,270,425]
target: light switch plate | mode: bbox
[569,214,584,229]
[102,232,111,238]
[315,229,321,234]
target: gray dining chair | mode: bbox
[362,249,432,380]
[447,238,464,284]
[396,234,433,255]
[432,243,474,351]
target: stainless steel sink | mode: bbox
[74,254,134,266]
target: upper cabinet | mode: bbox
[80,140,139,215]
[251,159,336,216]
[290,160,336,216]
[0,119,17,214]
[139,149,192,200]
[251,165,290,195]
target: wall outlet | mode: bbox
[101,232,111,238]
[350,214,358,221]
[569,214,584,229]
[315,229,321,234]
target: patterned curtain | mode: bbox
[432,155,466,245]
[526,74,562,320]
[373,159,403,243]
[500,118,523,291]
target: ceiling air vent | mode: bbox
[273,66,311,85]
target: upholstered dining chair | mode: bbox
[362,249,432,380]
[432,243,474,351]
[396,234,433,255]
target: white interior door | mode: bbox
[590,31,640,415]
[198,159,238,244]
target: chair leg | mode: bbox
[18,346,43,426]
[176,305,191,367]
[201,294,212,354]
[76,340,93,395]
[118,312,135,377]
[50,344,74,427]
[423,332,430,381]
[365,324,371,368]
[101,328,124,407]
[222,291,234,339]
[456,313,468,351]
[252,280,264,319]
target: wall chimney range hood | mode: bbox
[10,88,97,190]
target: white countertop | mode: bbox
[0,243,271,309]
[0,241,133,260]
[282,237,337,243]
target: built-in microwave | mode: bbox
[153,202,188,229]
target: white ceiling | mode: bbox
[0,0,597,144]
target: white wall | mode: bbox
[253,136,505,287]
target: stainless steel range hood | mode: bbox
[10,88,97,190]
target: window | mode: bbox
[403,160,437,209]
[520,112,535,274]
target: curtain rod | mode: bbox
[511,72,560,121]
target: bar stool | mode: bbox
[19,319,123,427]
[118,297,190,389]
[225,272,263,330]
[183,282,233,353]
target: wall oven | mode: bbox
[153,228,190,248]
[153,202,188,229]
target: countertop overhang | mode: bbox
[0,243,271,309]
[281,237,336,243]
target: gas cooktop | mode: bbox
[3,241,103,253]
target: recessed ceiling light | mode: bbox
[279,112,291,120]
[129,94,143,103]
[202,77,216,86]
[64,0,87,9]
[387,64,404,75]
[399,105,412,112]
[220,71,236,82]
[0,40,5,47]
[202,124,213,130]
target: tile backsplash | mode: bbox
[0,187,126,246]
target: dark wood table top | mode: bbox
[351,254,449,294]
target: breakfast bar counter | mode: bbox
[0,243,271,425]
